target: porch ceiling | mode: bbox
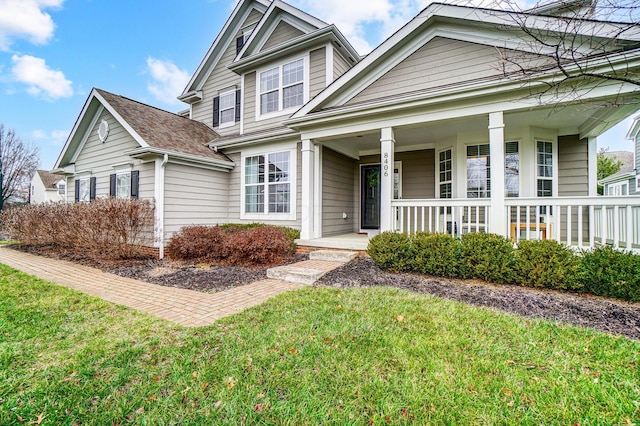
[318,103,636,159]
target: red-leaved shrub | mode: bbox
[166,224,297,265]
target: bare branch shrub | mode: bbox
[0,198,155,259]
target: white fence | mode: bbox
[391,196,640,251]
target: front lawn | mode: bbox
[0,264,638,424]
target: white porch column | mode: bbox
[380,127,395,232]
[588,136,598,196]
[488,112,507,237]
[301,139,315,240]
[154,154,168,259]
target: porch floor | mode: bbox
[297,233,369,251]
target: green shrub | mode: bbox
[580,246,640,302]
[411,233,461,277]
[515,240,581,290]
[367,232,413,272]
[460,233,515,283]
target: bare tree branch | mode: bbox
[0,124,39,208]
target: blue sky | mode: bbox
[0,0,636,170]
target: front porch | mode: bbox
[296,106,640,253]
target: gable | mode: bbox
[348,37,509,105]
[261,20,305,51]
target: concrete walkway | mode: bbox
[0,246,304,327]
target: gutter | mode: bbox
[124,147,235,171]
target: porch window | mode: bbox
[536,141,553,198]
[244,151,291,215]
[505,141,519,197]
[258,58,305,117]
[438,149,452,198]
[466,144,490,198]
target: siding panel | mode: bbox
[309,47,326,98]
[558,134,589,244]
[322,147,356,236]
[333,49,351,80]
[261,21,304,51]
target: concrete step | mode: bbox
[308,250,358,263]
[267,265,328,285]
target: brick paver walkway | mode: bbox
[0,246,303,327]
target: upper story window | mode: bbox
[258,57,306,119]
[219,90,236,127]
[236,23,256,54]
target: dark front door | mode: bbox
[361,165,380,229]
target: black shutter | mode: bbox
[235,89,241,123]
[236,36,244,54]
[75,179,80,203]
[130,170,140,199]
[213,96,220,128]
[109,174,116,197]
[89,177,96,201]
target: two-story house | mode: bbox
[53,0,640,256]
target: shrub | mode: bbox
[580,246,640,302]
[0,199,155,259]
[367,232,413,272]
[166,224,298,265]
[460,233,515,283]
[411,233,462,277]
[227,226,295,265]
[515,240,581,290]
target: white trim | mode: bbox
[588,136,598,196]
[325,42,333,85]
[70,105,104,164]
[239,143,297,221]
[240,74,245,135]
[93,90,150,148]
[255,54,309,121]
[154,154,168,256]
[313,143,322,238]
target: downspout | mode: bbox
[155,154,168,259]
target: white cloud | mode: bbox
[146,57,190,105]
[31,128,68,146]
[0,0,63,50]
[11,54,73,99]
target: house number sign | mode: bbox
[383,152,390,177]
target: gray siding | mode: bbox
[309,47,326,98]
[261,21,304,51]
[226,142,302,229]
[163,163,230,239]
[322,147,356,236]
[558,134,589,244]
[349,37,520,105]
[636,135,640,178]
[558,135,589,196]
[69,109,154,203]
[333,49,351,80]
[191,8,263,135]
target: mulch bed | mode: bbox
[7,245,640,341]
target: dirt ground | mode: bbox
[8,245,640,341]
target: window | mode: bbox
[219,90,236,127]
[505,141,519,197]
[242,149,294,218]
[438,149,452,198]
[57,182,66,196]
[236,23,256,53]
[110,170,139,199]
[467,144,491,198]
[607,181,629,196]
[258,58,305,117]
[78,178,90,202]
[537,141,553,198]
[116,171,131,199]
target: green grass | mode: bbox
[0,264,638,425]
[0,240,17,246]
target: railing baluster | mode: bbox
[428,207,433,233]
[627,205,633,249]
[435,206,440,233]
[613,205,620,248]
[413,207,418,235]
[601,205,608,245]
[566,205,572,246]
[577,206,583,248]
[421,207,425,233]
[399,206,404,234]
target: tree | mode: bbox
[597,147,623,194]
[481,0,640,105]
[0,125,39,211]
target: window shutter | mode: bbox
[235,89,241,123]
[89,177,96,201]
[236,36,244,54]
[130,170,140,199]
[109,174,116,197]
[75,179,80,203]
[213,96,220,128]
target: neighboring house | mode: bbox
[30,170,66,204]
[624,114,640,195]
[599,150,636,196]
[53,0,640,256]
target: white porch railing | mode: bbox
[391,196,640,251]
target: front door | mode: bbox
[361,165,380,229]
